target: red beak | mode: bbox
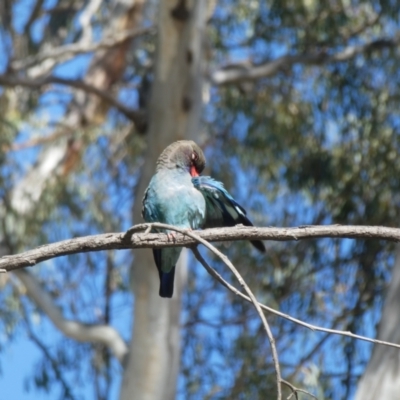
[190,165,199,177]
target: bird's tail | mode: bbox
[153,248,180,298]
[159,267,176,298]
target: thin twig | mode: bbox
[21,301,75,399]
[134,226,285,398]
[189,248,282,399]
[190,239,400,350]
[192,248,282,398]
[281,379,317,400]
[15,270,128,364]
[141,222,282,399]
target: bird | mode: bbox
[142,140,265,298]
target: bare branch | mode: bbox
[281,379,317,400]
[8,131,73,152]
[15,270,128,365]
[190,246,282,400]
[0,74,145,125]
[2,224,400,272]
[24,0,45,35]
[11,27,154,72]
[78,0,102,44]
[191,240,400,351]
[211,35,400,85]
[22,302,75,399]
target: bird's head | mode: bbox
[156,140,205,177]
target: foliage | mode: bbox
[1,0,400,399]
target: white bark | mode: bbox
[10,140,70,214]
[120,1,208,399]
[15,270,128,363]
[355,246,400,400]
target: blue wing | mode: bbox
[192,176,265,252]
[142,185,177,298]
[142,186,160,223]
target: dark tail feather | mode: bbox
[153,249,175,298]
[239,216,266,253]
[159,267,175,298]
[250,239,266,253]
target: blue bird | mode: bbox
[142,140,265,298]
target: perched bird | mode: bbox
[142,140,265,298]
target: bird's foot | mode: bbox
[166,232,177,242]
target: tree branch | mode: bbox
[3,224,400,348]
[4,222,400,382]
[24,0,45,35]
[15,270,128,365]
[281,379,317,400]
[192,247,400,350]
[22,302,75,399]
[190,245,282,400]
[0,74,145,125]
[1,224,400,272]
[211,34,400,85]
[11,27,154,72]
[78,0,102,45]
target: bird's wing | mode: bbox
[192,176,247,227]
[192,176,265,252]
[142,186,161,223]
[142,180,183,297]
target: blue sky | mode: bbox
[3,1,396,399]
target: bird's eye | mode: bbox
[192,152,198,161]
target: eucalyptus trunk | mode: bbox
[120,1,208,399]
[355,246,400,400]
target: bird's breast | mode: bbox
[145,171,206,228]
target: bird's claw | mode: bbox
[167,232,177,242]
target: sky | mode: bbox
[2,1,395,399]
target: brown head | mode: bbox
[156,140,206,176]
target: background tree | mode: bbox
[1,0,400,399]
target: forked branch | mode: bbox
[3,222,400,398]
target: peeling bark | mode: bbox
[355,246,400,400]
[120,1,208,399]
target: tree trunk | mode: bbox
[120,1,208,399]
[355,246,400,400]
